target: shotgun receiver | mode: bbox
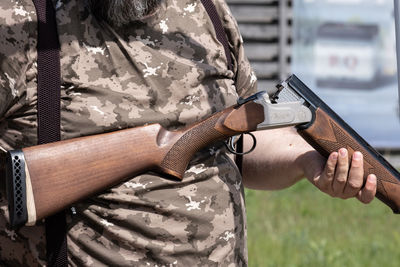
[5,74,400,228]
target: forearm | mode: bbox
[242,127,323,190]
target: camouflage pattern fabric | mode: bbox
[0,0,257,265]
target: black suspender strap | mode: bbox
[200,0,233,71]
[33,0,61,144]
[32,0,67,266]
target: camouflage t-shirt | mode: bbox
[0,0,257,265]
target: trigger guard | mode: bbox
[225,133,257,155]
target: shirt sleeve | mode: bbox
[0,2,38,122]
[213,0,258,98]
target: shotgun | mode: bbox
[5,74,400,228]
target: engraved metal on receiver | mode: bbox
[253,87,312,130]
[226,85,312,155]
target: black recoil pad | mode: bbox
[6,150,28,228]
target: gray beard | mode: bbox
[89,0,162,27]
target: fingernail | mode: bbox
[339,148,347,157]
[368,175,377,184]
[353,152,362,160]
[331,152,338,160]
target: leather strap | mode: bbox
[32,0,67,266]
[200,0,233,71]
[200,0,243,169]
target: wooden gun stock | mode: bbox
[287,75,400,214]
[6,101,264,227]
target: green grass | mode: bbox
[246,179,400,267]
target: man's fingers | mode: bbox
[342,151,364,198]
[312,148,376,204]
[332,148,349,195]
[315,152,338,192]
[356,174,377,204]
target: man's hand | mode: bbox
[242,128,377,205]
[308,148,377,204]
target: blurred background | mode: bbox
[226,0,400,265]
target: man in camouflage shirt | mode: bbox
[0,0,377,266]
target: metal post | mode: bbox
[394,0,400,110]
[279,0,288,81]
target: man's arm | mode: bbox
[242,127,377,203]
